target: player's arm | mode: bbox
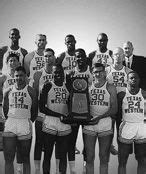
[39,82,63,117]
[56,52,65,66]
[101,83,117,119]
[28,85,38,122]
[2,87,11,120]
[88,51,96,70]
[21,48,28,67]
[30,71,42,97]
[109,50,113,57]
[0,75,7,103]
[0,46,8,71]
[23,51,34,77]
[116,91,126,127]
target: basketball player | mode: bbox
[39,65,71,174]
[56,34,77,75]
[61,48,92,174]
[83,63,117,174]
[24,34,47,77]
[56,34,80,173]
[2,66,38,174]
[106,47,132,153]
[0,28,27,74]
[88,33,113,68]
[117,71,146,174]
[0,53,20,153]
[31,48,56,174]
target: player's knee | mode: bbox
[99,154,109,164]
[86,153,95,164]
[4,152,15,162]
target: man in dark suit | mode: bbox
[123,41,146,90]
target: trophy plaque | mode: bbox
[61,76,92,125]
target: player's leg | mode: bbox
[43,132,56,174]
[110,119,118,155]
[135,142,146,174]
[67,124,80,174]
[83,132,97,174]
[34,119,44,174]
[118,141,132,174]
[3,134,17,174]
[17,137,32,174]
[98,134,113,174]
[56,134,70,174]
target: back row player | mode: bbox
[0,28,28,74]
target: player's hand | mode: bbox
[88,116,99,125]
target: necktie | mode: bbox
[127,60,130,68]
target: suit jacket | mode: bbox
[123,55,146,89]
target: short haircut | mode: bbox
[6,53,19,63]
[97,33,108,40]
[15,66,26,74]
[65,34,75,41]
[44,48,55,55]
[91,63,105,72]
[75,48,86,56]
[9,28,20,35]
[124,41,133,48]
[36,34,47,40]
[127,71,139,79]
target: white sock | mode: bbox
[16,163,23,174]
[34,160,41,171]
[56,159,60,174]
[69,161,76,174]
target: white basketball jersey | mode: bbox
[89,82,110,117]
[2,47,24,74]
[73,66,93,86]
[39,69,53,90]
[47,82,69,116]
[62,52,77,74]
[106,66,128,93]
[3,73,16,90]
[29,51,45,78]
[92,49,112,67]
[8,85,32,119]
[122,88,144,123]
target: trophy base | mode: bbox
[61,113,92,125]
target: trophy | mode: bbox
[61,76,92,125]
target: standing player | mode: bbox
[23,34,47,77]
[31,48,56,174]
[39,65,72,174]
[0,28,27,74]
[56,34,80,173]
[117,71,146,174]
[106,47,132,151]
[83,63,117,174]
[88,33,113,68]
[0,53,20,153]
[56,34,77,75]
[2,66,38,174]
[62,48,92,174]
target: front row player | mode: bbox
[117,71,146,174]
[83,63,117,174]
[2,66,38,174]
[39,65,71,174]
